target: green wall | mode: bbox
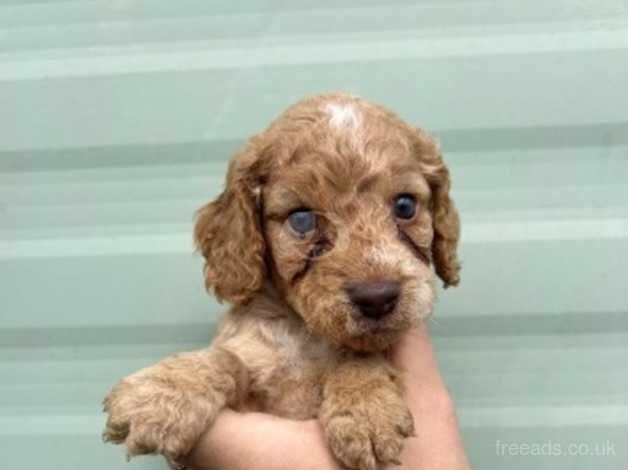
[1,1,627,468]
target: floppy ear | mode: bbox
[416,130,461,287]
[429,163,461,287]
[193,145,267,304]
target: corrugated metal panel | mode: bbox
[1,1,627,468]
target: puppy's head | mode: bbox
[195,93,460,351]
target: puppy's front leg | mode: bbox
[320,355,415,470]
[103,347,246,463]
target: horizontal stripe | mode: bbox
[1,28,627,80]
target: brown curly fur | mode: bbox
[103,92,460,470]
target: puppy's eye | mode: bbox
[393,194,417,220]
[288,210,316,234]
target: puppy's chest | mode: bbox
[245,330,334,419]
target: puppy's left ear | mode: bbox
[416,129,461,287]
[194,142,267,304]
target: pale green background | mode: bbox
[1,1,627,469]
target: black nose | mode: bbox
[346,280,400,319]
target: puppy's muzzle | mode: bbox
[345,280,400,320]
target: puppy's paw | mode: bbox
[103,373,218,461]
[325,415,377,470]
[324,397,415,470]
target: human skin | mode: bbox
[185,323,471,470]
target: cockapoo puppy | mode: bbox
[103,92,460,470]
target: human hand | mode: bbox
[185,323,470,470]
[387,324,471,470]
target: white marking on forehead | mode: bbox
[324,103,361,129]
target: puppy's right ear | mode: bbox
[194,145,267,305]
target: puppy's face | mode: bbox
[195,94,460,352]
